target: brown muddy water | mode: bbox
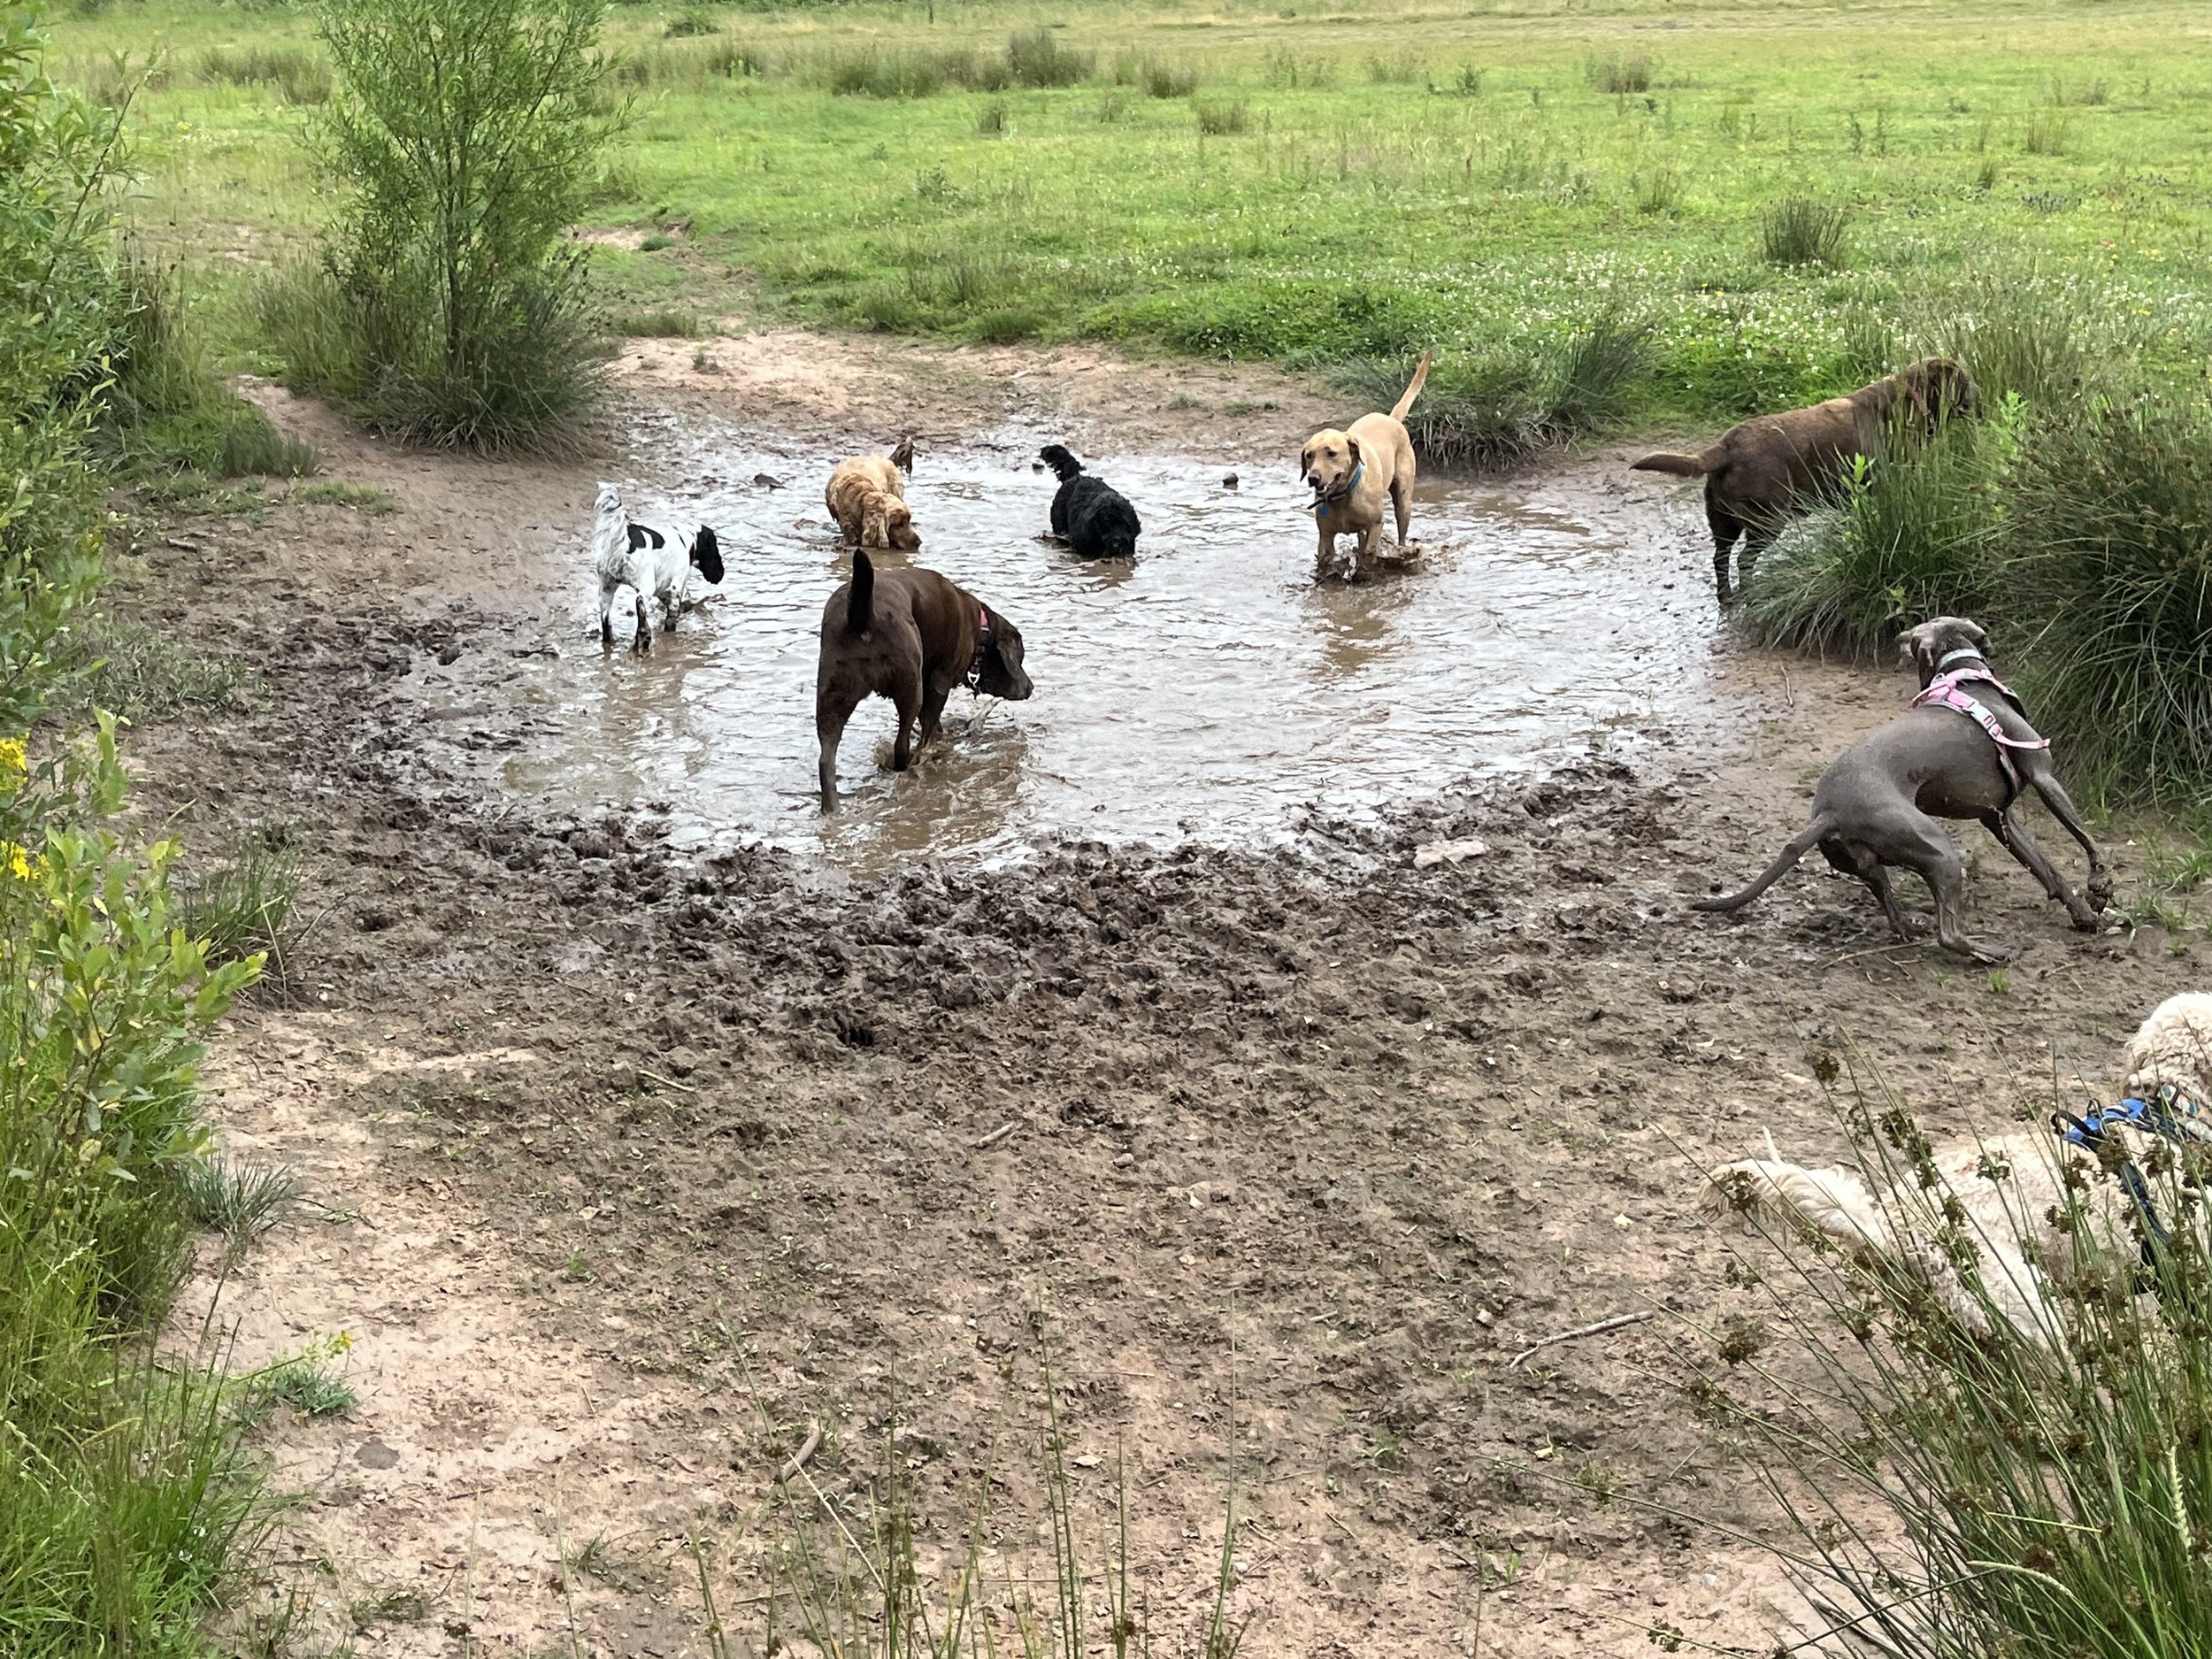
[427,426,1723,864]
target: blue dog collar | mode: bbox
[1315,459,1364,518]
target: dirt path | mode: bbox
[132,330,2193,1659]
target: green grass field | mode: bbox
[49,0,2212,426]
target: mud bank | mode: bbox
[130,333,2194,1658]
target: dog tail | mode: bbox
[845,550,874,636]
[1039,443,1082,481]
[1389,350,1434,421]
[1689,818,1832,913]
[1631,447,1724,478]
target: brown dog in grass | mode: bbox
[1300,350,1432,581]
[815,551,1032,812]
[826,456,920,552]
[1632,357,1978,604]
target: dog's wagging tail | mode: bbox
[845,549,875,637]
[1391,350,1434,421]
[1630,447,1724,478]
[1690,818,1837,913]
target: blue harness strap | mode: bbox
[2053,1085,2208,1264]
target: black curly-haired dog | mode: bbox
[1039,444,1141,560]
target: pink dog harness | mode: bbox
[1911,648,2049,795]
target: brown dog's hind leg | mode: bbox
[816,690,861,813]
[1706,506,1743,604]
[1982,810,2101,929]
[1390,475,1412,550]
[890,680,921,772]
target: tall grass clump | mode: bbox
[1005,26,1091,88]
[177,837,304,982]
[1915,277,2093,407]
[1136,53,1196,97]
[1334,309,1652,467]
[96,255,318,480]
[1740,411,2003,654]
[1758,194,1850,266]
[0,23,273,1647]
[272,0,625,451]
[1193,96,1247,135]
[1695,1066,2212,1659]
[194,41,331,104]
[2001,393,2212,802]
[1584,50,1651,93]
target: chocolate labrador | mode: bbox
[815,551,1033,812]
[1632,357,1978,603]
[1691,616,2110,962]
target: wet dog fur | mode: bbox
[1299,351,1432,581]
[1631,357,1978,603]
[1039,444,1141,560]
[814,551,1033,811]
[826,456,920,552]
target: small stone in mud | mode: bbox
[1222,472,1240,489]
[437,643,462,665]
[753,472,784,490]
[357,1440,399,1470]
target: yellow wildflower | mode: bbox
[0,738,24,778]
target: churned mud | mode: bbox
[131,330,2197,1658]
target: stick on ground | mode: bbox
[1506,1310,1653,1370]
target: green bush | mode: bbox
[1584,50,1652,94]
[296,0,624,450]
[2002,394,2212,801]
[0,22,276,1647]
[1194,96,1248,134]
[1741,410,2004,654]
[1333,309,1651,466]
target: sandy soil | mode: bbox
[128,328,2197,1659]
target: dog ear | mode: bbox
[1895,626,1925,671]
[1298,443,1315,483]
[1346,436,1363,467]
[1957,617,1992,653]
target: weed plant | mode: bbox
[81,617,252,720]
[1694,1064,2212,1658]
[1759,195,1850,267]
[176,838,303,981]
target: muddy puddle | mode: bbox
[418,426,1724,865]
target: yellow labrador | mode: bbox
[1298,351,1432,580]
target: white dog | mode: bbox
[593,482,725,655]
[1704,992,2212,1345]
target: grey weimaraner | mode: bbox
[1692,617,2111,962]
